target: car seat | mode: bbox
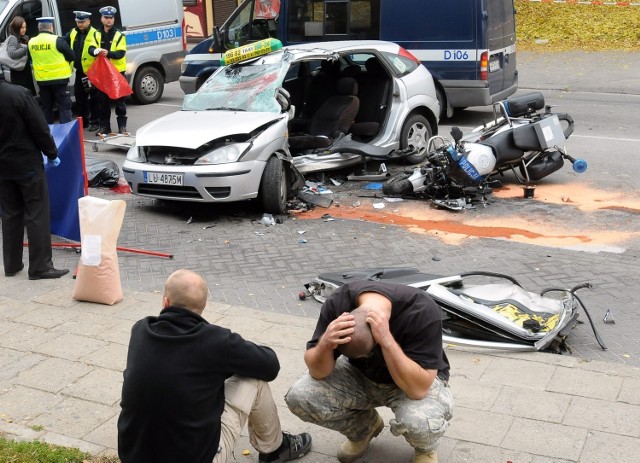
[351,57,390,139]
[289,77,359,150]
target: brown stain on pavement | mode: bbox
[294,182,640,249]
[296,207,591,246]
[492,182,640,213]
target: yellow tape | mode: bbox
[221,38,283,66]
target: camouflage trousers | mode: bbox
[285,356,454,453]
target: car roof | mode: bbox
[284,40,401,55]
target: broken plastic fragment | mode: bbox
[373,202,385,209]
[298,239,308,244]
[186,216,193,224]
[603,309,615,324]
[260,214,276,226]
[330,178,342,186]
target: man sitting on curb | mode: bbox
[117,268,312,463]
[285,281,454,463]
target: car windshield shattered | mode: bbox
[183,53,290,113]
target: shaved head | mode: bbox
[338,307,376,358]
[163,269,208,314]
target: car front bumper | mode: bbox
[122,159,266,202]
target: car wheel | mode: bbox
[259,156,288,214]
[382,173,413,196]
[133,66,164,104]
[436,87,446,120]
[400,114,432,164]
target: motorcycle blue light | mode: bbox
[572,159,588,173]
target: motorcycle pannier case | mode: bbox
[505,92,545,117]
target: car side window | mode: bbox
[380,51,418,77]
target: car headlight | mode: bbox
[126,143,147,162]
[195,143,250,165]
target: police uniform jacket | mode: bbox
[0,78,58,178]
[28,31,74,86]
[89,27,126,72]
[66,26,98,73]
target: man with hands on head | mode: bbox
[285,280,454,463]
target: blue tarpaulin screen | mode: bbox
[45,120,87,242]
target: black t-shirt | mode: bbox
[117,306,280,463]
[307,281,450,383]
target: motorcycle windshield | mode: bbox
[183,50,291,114]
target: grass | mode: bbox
[0,435,119,463]
[516,0,640,51]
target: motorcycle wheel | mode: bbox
[382,173,413,196]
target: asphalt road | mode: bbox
[75,52,640,367]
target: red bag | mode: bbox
[86,54,133,100]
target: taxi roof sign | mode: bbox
[220,38,283,66]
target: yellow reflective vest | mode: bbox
[70,27,98,73]
[95,29,127,72]
[29,32,72,82]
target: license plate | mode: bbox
[489,57,501,72]
[144,172,184,185]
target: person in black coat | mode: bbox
[117,269,312,463]
[0,72,69,279]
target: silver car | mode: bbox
[123,40,439,213]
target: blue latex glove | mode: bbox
[48,157,61,167]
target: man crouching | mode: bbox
[285,281,453,462]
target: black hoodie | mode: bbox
[117,306,280,462]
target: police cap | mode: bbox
[73,11,91,21]
[99,6,117,17]
[36,17,55,24]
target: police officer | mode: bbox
[65,11,99,131]
[89,6,128,135]
[28,17,74,124]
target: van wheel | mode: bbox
[400,114,431,164]
[259,156,288,214]
[133,67,164,104]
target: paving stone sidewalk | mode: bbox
[1,278,640,462]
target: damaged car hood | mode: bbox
[135,111,282,148]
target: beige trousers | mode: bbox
[213,376,283,463]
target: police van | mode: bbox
[0,0,186,103]
[180,0,517,117]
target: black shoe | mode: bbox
[118,126,129,134]
[88,124,99,131]
[96,127,111,136]
[258,432,312,463]
[29,268,69,280]
[5,263,24,277]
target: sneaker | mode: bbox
[337,413,384,463]
[258,431,312,463]
[28,268,69,280]
[413,451,438,463]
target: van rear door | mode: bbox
[485,0,517,101]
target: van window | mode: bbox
[487,0,516,37]
[57,0,122,34]
[286,0,380,42]
[0,0,42,41]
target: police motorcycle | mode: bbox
[382,92,588,207]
